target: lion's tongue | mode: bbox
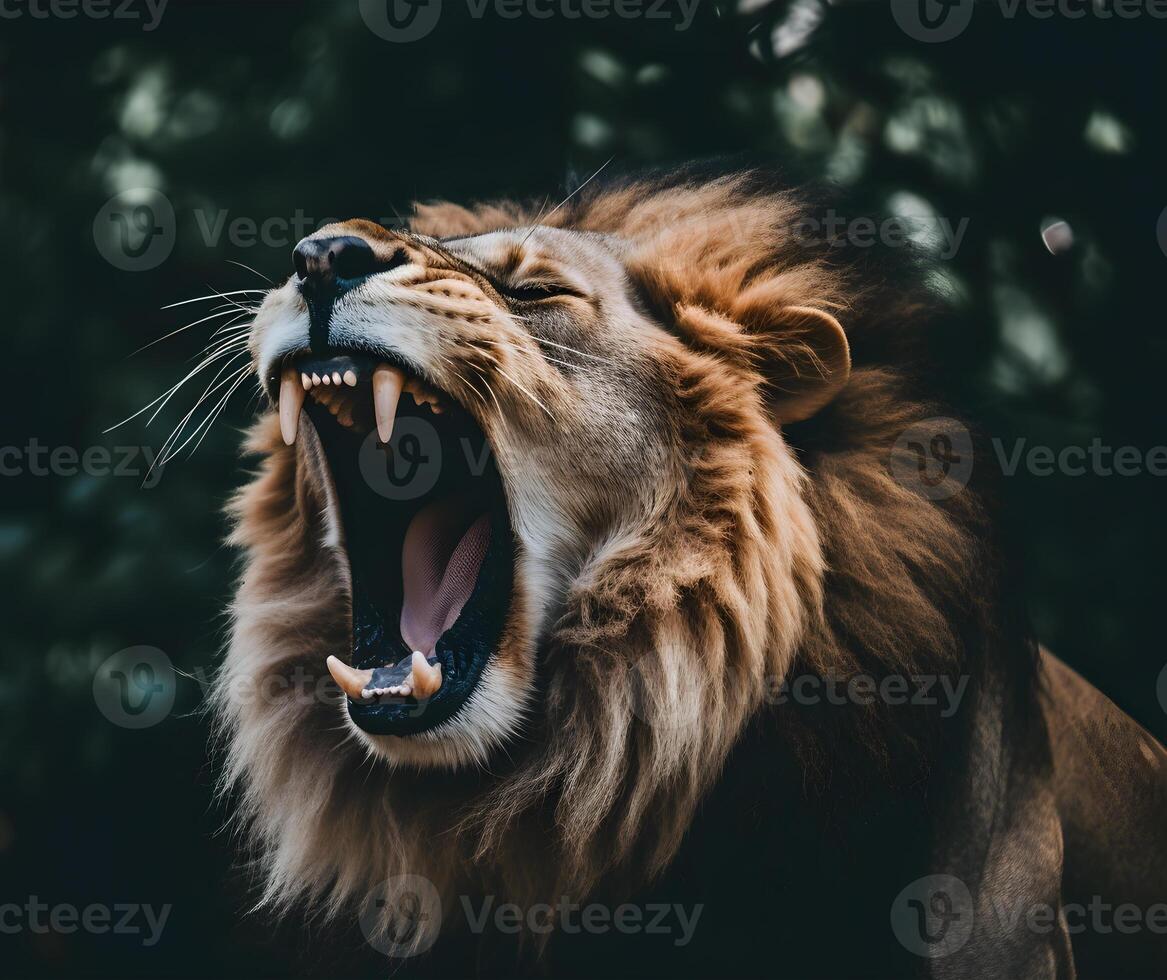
[400,493,491,657]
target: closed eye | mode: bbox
[498,279,583,303]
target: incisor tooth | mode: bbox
[343,370,358,387]
[278,368,305,446]
[301,373,311,390]
[332,371,342,385]
[410,652,442,699]
[326,655,374,701]
[372,364,405,445]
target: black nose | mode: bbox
[293,235,378,295]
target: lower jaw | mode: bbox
[344,496,514,737]
[299,388,515,738]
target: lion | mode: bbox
[211,167,1166,978]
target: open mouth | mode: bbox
[274,350,514,738]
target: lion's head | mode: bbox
[213,168,991,940]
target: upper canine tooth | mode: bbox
[278,368,305,446]
[372,364,405,445]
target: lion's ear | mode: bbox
[763,305,851,424]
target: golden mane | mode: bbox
[211,168,1015,939]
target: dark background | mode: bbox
[2,0,1165,976]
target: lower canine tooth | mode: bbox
[326,655,374,701]
[409,652,442,699]
[278,368,305,446]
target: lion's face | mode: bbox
[221,175,869,923]
[249,219,695,766]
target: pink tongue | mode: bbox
[400,493,491,656]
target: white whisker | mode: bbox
[131,307,247,356]
[225,259,275,285]
[493,364,556,421]
[532,336,616,365]
[161,364,254,466]
[143,337,254,428]
[470,365,503,417]
[160,289,266,311]
[154,360,252,468]
[474,336,577,373]
[519,156,614,247]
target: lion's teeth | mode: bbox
[343,370,358,387]
[372,364,406,445]
[278,368,305,446]
[409,652,442,699]
[326,655,375,701]
[300,372,311,391]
